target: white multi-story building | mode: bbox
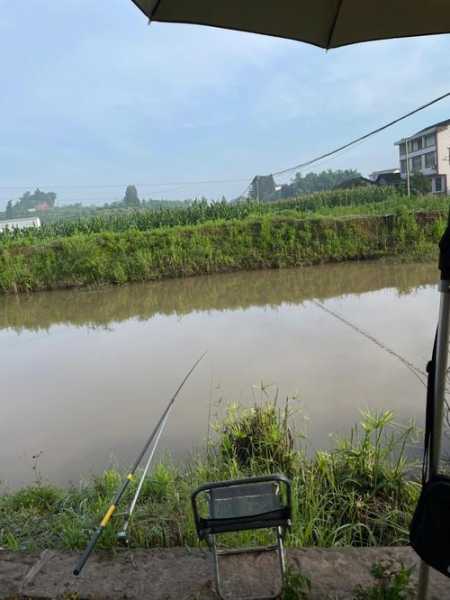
[395,119,450,194]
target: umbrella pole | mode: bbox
[417,216,450,599]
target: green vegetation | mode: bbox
[282,567,312,599]
[353,560,415,599]
[5,188,56,218]
[123,184,140,208]
[0,187,383,238]
[1,187,448,242]
[279,168,363,198]
[0,191,446,293]
[0,401,420,553]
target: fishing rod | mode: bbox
[116,407,170,544]
[73,351,207,576]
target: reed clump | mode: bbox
[218,401,296,475]
[0,401,420,552]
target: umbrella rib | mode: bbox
[326,0,344,49]
[149,0,162,22]
[131,0,162,23]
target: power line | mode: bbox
[2,91,449,199]
[0,177,250,192]
[271,91,450,178]
[237,91,450,198]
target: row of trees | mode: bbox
[248,169,363,201]
[1,185,196,221]
[5,189,57,218]
[247,169,435,202]
[279,169,362,197]
[3,186,141,219]
[107,186,192,209]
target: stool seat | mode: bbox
[191,474,292,600]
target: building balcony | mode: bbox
[399,146,436,159]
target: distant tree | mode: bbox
[280,169,362,198]
[5,200,13,218]
[27,189,55,208]
[3,189,56,217]
[16,189,56,212]
[123,185,140,207]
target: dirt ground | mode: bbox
[1,546,449,599]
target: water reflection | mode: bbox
[0,261,440,489]
[0,261,437,333]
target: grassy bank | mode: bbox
[0,208,445,293]
[0,402,420,552]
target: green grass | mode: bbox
[0,400,421,553]
[282,567,312,599]
[353,560,415,599]
[0,208,445,293]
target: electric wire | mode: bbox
[270,91,450,178]
[2,91,450,200]
[234,91,450,198]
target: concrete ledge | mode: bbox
[1,547,449,599]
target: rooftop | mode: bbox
[395,118,450,144]
[0,217,40,226]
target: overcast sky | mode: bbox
[1,1,450,207]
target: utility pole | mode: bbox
[256,176,260,202]
[405,139,411,197]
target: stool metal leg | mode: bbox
[209,535,225,600]
[209,529,286,600]
[276,527,286,576]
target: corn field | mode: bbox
[2,187,446,248]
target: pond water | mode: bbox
[0,261,442,489]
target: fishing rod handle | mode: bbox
[73,526,104,576]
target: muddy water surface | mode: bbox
[0,261,441,488]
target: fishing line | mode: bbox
[311,299,427,385]
[312,299,450,428]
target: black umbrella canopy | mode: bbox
[131,0,450,49]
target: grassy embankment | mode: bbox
[0,401,420,553]
[0,188,448,293]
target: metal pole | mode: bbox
[417,279,450,598]
[417,561,430,599]
[431,284,450,474]
[406,140,411,197]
